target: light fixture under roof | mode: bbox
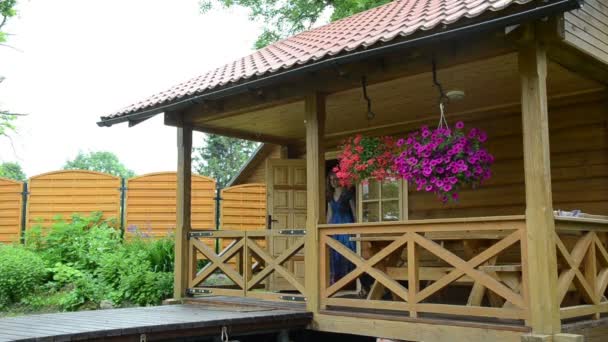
[446,90,465,101]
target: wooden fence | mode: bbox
[0,170,268,244]
[220,184,266,231]
[27,171,121,229]
[0,177,24,243]
[125,172,216,237]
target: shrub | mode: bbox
[0,245,47,308]
[25,212,121,272]
[98,239,174,306]
[10,212,175,312]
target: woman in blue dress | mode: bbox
[327,172,357,284]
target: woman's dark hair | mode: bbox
[326,172,337,202]
[326,172,354,202]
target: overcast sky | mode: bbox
[0,0,261,178]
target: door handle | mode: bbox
[267,215,279,229]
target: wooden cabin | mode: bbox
[99,0,608,340]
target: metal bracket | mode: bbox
[278,229,306,236]
[187,288,213,295]
[189,231,216,238]
[279,295,306,302]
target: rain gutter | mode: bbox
[97,0,581,127]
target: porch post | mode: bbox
[304,92,326,313]
[519,29,560,335]
[174,117,192,299]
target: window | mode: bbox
[357,179,408,222]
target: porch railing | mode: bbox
[554,216,608,320]
[184,215,608,324]
[187,230,306,302]
[318,216,529,321]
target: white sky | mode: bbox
[0,0,262,178]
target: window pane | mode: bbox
[381,181,399,199]
[382,200,400,221]
[362,181,379,200]
[362,202,379,222]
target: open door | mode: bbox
[266,159,307,291]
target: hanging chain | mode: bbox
[221,326,239,342]
[432,58,449,129]
[438,102,449,130]
[361,76,375,120]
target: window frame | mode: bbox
[356,179,409,223]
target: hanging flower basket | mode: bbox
[333,134,398,187]
[393,121,494,203]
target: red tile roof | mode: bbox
[102,0,535,121]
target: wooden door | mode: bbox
[266,159,307,291]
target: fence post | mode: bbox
[119,177,127,238]
[20,181,28,244]
[215,186,222,254]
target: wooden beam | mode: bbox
[304,92,326,313]
[191,124,299,146]
[518,26,560,335]
[174,116,192,299]
[313,312,527,342]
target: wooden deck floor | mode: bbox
[0,303,312,342]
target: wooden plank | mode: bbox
[408,234,419,318]
[518,29,560,334]
[304,92,325,313]
[314,312,525,342]
[560,302,608,320]
[415,303,526,320]
[174,121,192,299]
[584,234,600,319]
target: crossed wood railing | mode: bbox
[319,217,530,321]
[555,217,608,320]
[187,230,306,302]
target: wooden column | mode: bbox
[519,31,560,335]
[304,92,326,313]
[174,120,192,299]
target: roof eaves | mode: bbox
[99,0,581,127]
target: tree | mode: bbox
[1,1,21,141]
[63,151,136,178]
[200,0,390,48]
[0,0,17,44]
[193,134,258,188]
[0,77,22,144]
[0,161,25,181]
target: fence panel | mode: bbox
[221,183,266,231]
[126,172,216,237]
[0,178,24,243]
[27,170,121,229]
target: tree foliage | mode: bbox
[1,1,20,139]
[0,161,26,181]
[0,0,17,44]
[0,76,20,143]
[200,0,391,48]
[63,151,135,178]
[193,134,258,188]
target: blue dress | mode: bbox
[329,190,356,284]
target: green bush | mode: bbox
[0,245,47,308]
[25,212,121,272]
[4,212,175,313]
[98,236,174,306]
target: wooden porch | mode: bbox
[162,9,608,342]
